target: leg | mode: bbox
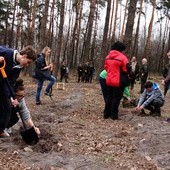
[110,86,124,120]
[45,75,56,93]
[36,79,44,103]
[0,88,11,133]
[99,77,107,103]
[104,86,113,119]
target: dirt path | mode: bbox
[0,76,170,170]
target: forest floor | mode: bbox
[0,74,170,170]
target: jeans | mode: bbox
[36,75,56,102]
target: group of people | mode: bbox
[99,41,169,120]
[77,61,95,83]
[0,45,57,138]
[0,42,169,139]
[0,45,41,137]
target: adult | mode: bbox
[0,45,36,137]
[129,56,139,91]
[99,69,131,104]
[6,79,40,136]
[60,62,68,83]
[162,50,170,96]
[139,58,148,93]
[35,46,56,105]
[77,63,83,83]
[135,81,164,117]
[103,41,131,120]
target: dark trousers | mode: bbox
[0,85,11,132]
[104,86,125,119]
[99,77,107,103]
[164,83,169,96]
[144,99,164,113]
[140,77,147,93]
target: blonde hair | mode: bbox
[42,46,51,55]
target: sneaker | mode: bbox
[4,128,12,134]
[44,92,53,97]
[36,101,41,105]
[0,131,10,138]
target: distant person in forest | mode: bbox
[77,63,83,83]
[135,81,164,117]
[34,46,56,105]
[162,50,170,96]
[103,41,131,120]
[139,58,148,94]
[88,62,95,83]
[129,56,139,91]
[60,62,68,83]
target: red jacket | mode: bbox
[105,50,129,87]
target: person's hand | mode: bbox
[161,80,165,85]
[11,98,19,107]
[135,105,143,112]
[0,57,4,63]
[34,127,40,136]
[49,63,53,71]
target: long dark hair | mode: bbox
[13,79,24,92]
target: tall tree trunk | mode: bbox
[132,0,143,58]
[120,0,128,41]
[82,0,97,62]
[142,0,156,59]
[39,0,50,51]
[111,0,118,42]
[54,0,65,77]
[96,0,111,80]
[123,0,137,58]
[9,0,17,47]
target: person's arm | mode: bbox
[124,87,131,100]
[19,99,40,135]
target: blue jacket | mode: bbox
[0,46,21,97]
[34,53,51,79]
[138,83,165,108]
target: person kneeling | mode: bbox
[5,79,40,136]
[135,81,164,117]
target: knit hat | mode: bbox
[111,41,126,52]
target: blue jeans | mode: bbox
[36,75,56,102]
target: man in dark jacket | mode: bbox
[104,41,131,120]
[0,45,36,137]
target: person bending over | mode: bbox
[5,79,40,136]
[135,81,164,117]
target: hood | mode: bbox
[152,83,159,90]
[106,50,123,60]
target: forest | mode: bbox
[0,0,170,78]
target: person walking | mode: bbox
[103,41,131,120]
[34,47,56,105]
[0,45,36,137]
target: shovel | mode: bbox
[0,60,39,145]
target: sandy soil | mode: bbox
[0,75,170,170]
